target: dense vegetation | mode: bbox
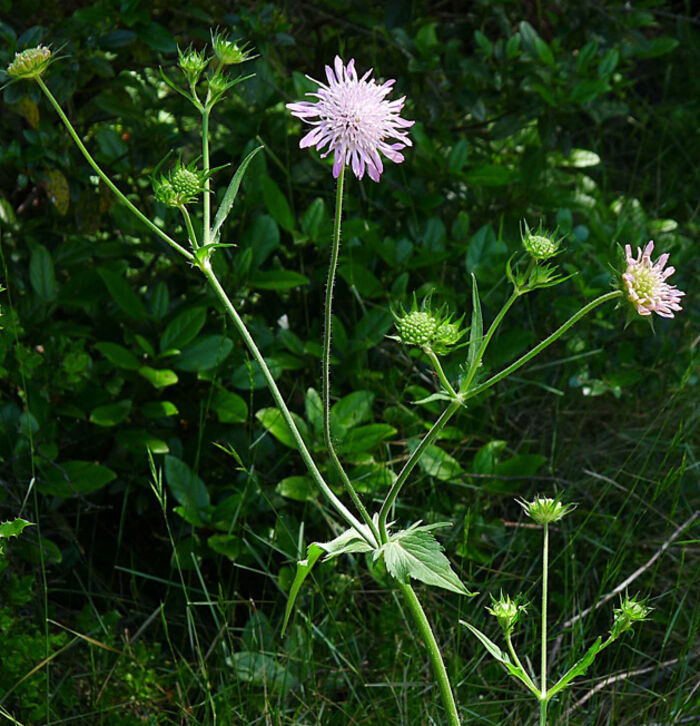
[0,1,697,724]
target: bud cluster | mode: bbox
[392,299,465,353]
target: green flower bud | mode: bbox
[211,30,254,66]
[486,592,527,635]
[517,495,576,525]
[396,310,438,346]
[610,595,652,640]
[521,221,562,261]
[7,46,52,80]
[171,168,201,197]
[178,45,208,84]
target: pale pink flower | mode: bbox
[622,240,684,318]
[286,56,413,182]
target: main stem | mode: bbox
[36,78,193,263]
[201,108,211,247]
[540,522,550,726]
[323,168,379,541]
[199,261,370,542]
[397,581,461,726]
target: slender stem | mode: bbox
[506,633,539,694]
[201,108,211,248]
[540,522,549,723]
[426,348,458,398]
[322,167,379,540]
[396,581,461,726]
[459,289,520,394]
[198,260,372,544]
[36,77,193,263]
[180,206,199,250]
[463,291,623,402]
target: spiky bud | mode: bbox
[610,595,652,640]
[7,46,52,80]
[486,592,527,635]
[521,221,562,261]
[396,311,438,346]
[178,45,208,85]
[211,30,254,66]
[171,168,201,197]
[517,495,576,525]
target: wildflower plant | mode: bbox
[13,37,684,726]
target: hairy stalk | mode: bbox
[180,206,199,249]
[36,78,193,263]
[199,260,371,542]
[540,522,550,726]
[201,107,211,247]
[506,633,538,694]
[323,168,379,540]
[426,348,458,398]
[397,581,461,726]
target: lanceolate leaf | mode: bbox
[547,637,604,699]
[465,273,483,387]
[378,522,474,596]
[460,620,511,665]
[211,146,264,243]
[281,525,375,636]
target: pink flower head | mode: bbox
[286,56,414,182]
[622,240,685,318]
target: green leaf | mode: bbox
[160,307,207,353]
[339,423,396,455]
[408,441,463,482]
[330,390,374,436]
[150,281,170,319]
[379,522,473,596]
[464,164,518,186]
[40,460,117,497]
[90,399,132,427]
[138,366,178,389]
[559,149,600,168]
[256,408,309,448]
[248,269,309,291]
[465,273,483,385]
[212,146,264,242]
[460,620,512,665]
[29,244,57,301]
[338,263,383,299]
[232,651,296,691]
[141,400,179,418]
[174,335,233,372]
[448,139,469,173]
[533,36,555,67]
[164,455,210,527]
[276,475,314,502]
[137,21,176,53]
[207,533,241,561]
[304,387,323,436]
[281,543,324,636]
[548,637,604,699]
[95,342,140,370]
[0,518,35,539]
[472,440,506,475]
[116,429,169,454]
[211,390,248,423]
[97,267,147,319]
[260,175,295,232]
[301,197,325,240]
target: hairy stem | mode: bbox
[426,348,458,398]
[323,168,379,541]
[201,108,211,247]
[397,581,461,726]
[37,77,193,262]
[540,522,550,724]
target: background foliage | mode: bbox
[0,1,697,724]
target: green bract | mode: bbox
[517,495,576,525]
[211,30,255,66]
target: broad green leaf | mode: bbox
[164,455,210,526]
[489,454,547,493]
[353,308,393,348]
[379,522,473,596]
[0,518,35,539]
[139,366,178,389]
[97,267,147,319]
[472,440,506,475]
[330,390,374,436]
[232,651,297,691]
[174,335,233,372]
[141,400,179,418]
[448,138,468,173]
[29,244,57,301]
[408,441,463,482]
[256,407,309,449]
[212,146,264,242]
[248,269,309,291]
[160,307,207,353]
[548,637,604,699]
[116,429,169,454]
[90,399,132,427]
[211,390,248,423]
[338,263,383,298]
[40,460,117,497]
[339,423,396,455]
[95,342,140,370]
[207,533,241,561]
[260,175,295,232]
[137,21,176,53]
[304,388,323,436]
[301,197,325,240]
[150,281,170,319]
[276,475,314,502]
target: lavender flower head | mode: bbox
[286,56,414,182]
[622,241,685,318]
